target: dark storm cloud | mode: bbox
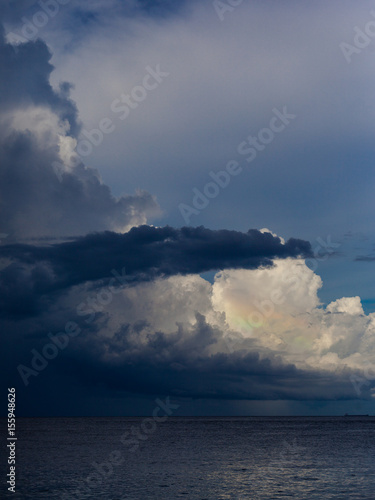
[9,311,369,416]
[0,26,160,240]
[45,312,368,403]
[0,124,159,238]
[0,25,78,130]
[0,226,312,317]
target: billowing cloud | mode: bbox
[0,29,160,240]
[61,257,375,402]
[210,259,375,375]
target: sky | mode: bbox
[1,0,375,416]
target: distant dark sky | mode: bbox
[1,0,375,416]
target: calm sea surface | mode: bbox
[1,417,375,499]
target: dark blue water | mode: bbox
[2,417,375,499]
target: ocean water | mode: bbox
[2,416,375,499]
